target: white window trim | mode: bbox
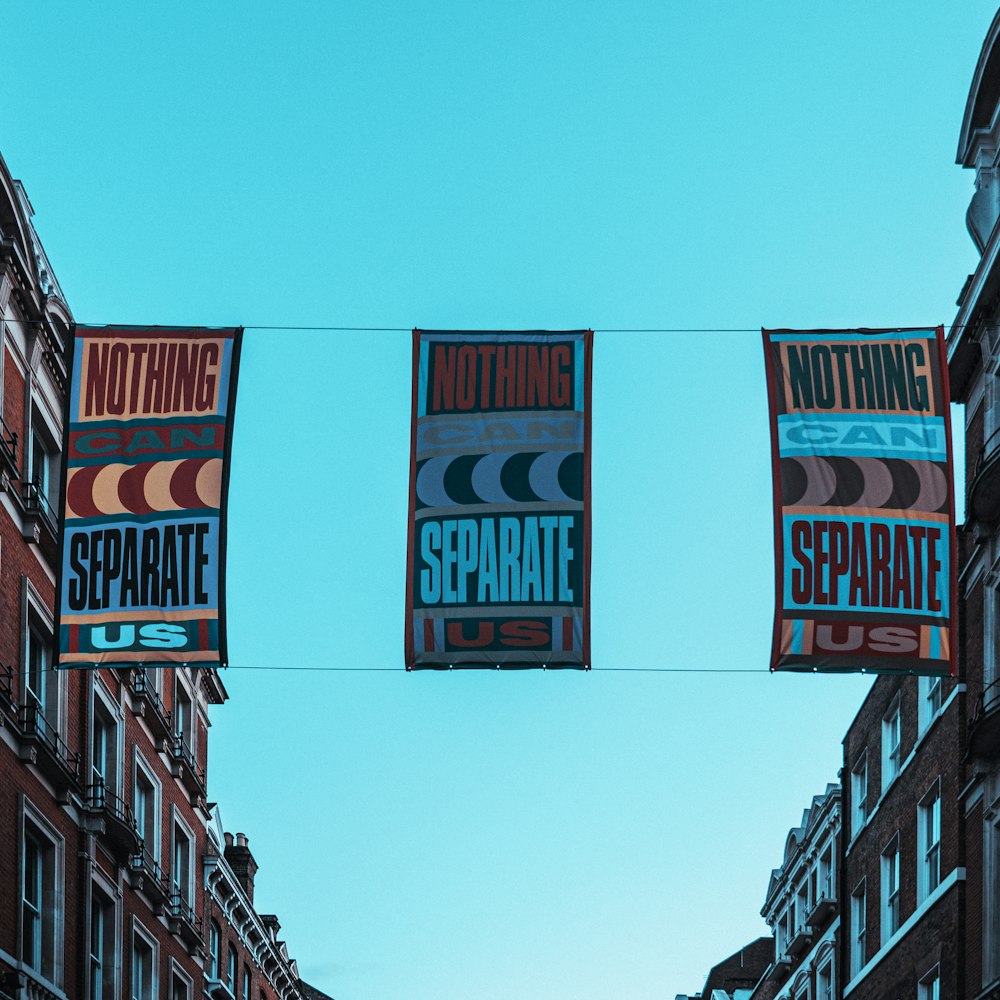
[880,832,901,945]
[918,778,942,904]
[168,958,194,1000]
[22,577,61,729]
[169,805,196,906]
[918,675,945,735]
[91,677,125,797]
[850,878,866,979]
[918,962,941,1000]
[89,868,121,1000]
[19,795,66,989]
[984,804,1000,984]
[133,749,162,865]
[130,917,159,1000]
[851,751,869,839]
[882,697,902,792]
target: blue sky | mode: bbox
[4,2,996,997]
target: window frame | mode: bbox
[881,833,901,944]
[918,963,941,1000]
[91,678,123,798]
[851,751,868,837]
[130,918,159,1000]
[918,779,942,902]
[170,806,196,907]
[89,873,119,1000]
[133,749,162,865]
[22,579,61,733]
[882,697,902,789]
[850,879,866,977]
[19,797,65,986]
[918,674,944,733]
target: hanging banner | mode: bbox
[55,326,242,668]
[406,330,592,669]
[763,327,956,676]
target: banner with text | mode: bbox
[406,330,592,668]
[763,327,955,675]
[56,326,242,668]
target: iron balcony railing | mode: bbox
[167,890,202,947]
[17,696,82,782]
[170,732,207,796]
[130,845,170,899]
[0,412,16,471]
[22,478,58,535]
[972,677,1000,729]
[129,667,172,735]
[87,779,138,827]
[0,661,13,711]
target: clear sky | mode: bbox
[4,3,996,997]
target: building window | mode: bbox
[883,699,902,787]
[881,835,901,943]
[816,961,833,1000]
[918,964,941,1000]
[131,925,157,1000]
[29,413,59,515]
[227,943,237,989]
[25,620,60,731]
[174,680,194,750]
[851,881,866,977]
[987,815,1000,983]
[918,674,944,733]
[209,921,222,979]
[918,782,941,901]
[171,819,193,906]
[242,966,251,1000]
[170,966,192,1000]
[90,688,120,800]
[89,884,116,1000]
[134,754,160,865]
[818,844,834,900]
[851,753,868,836]
[21,811,62,982]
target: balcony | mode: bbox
[85,781,141,860]
[0,412,16,477]
[787,922,812,958]
[168,891,203,951]
[806,892,837,928]
[128,668,173,747]
[968,678,1000,759]
[20,479,58,561]
[969,429,1000,523]
[0,662,14,715]
[16,698,81,794]
[129,846,169,911]
[169,733,207,800]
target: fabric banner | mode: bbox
[55,326,242,668]
[406,330,592,669]
[763,327,956,675]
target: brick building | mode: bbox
[676,937,775,1000]
[0,151,333,999]
[750,784,839,1000]
[950,10,1000,998]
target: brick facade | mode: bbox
[0,151,334,1000]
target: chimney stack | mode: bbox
[224,830,259,903]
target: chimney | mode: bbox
[224,831,259,903]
